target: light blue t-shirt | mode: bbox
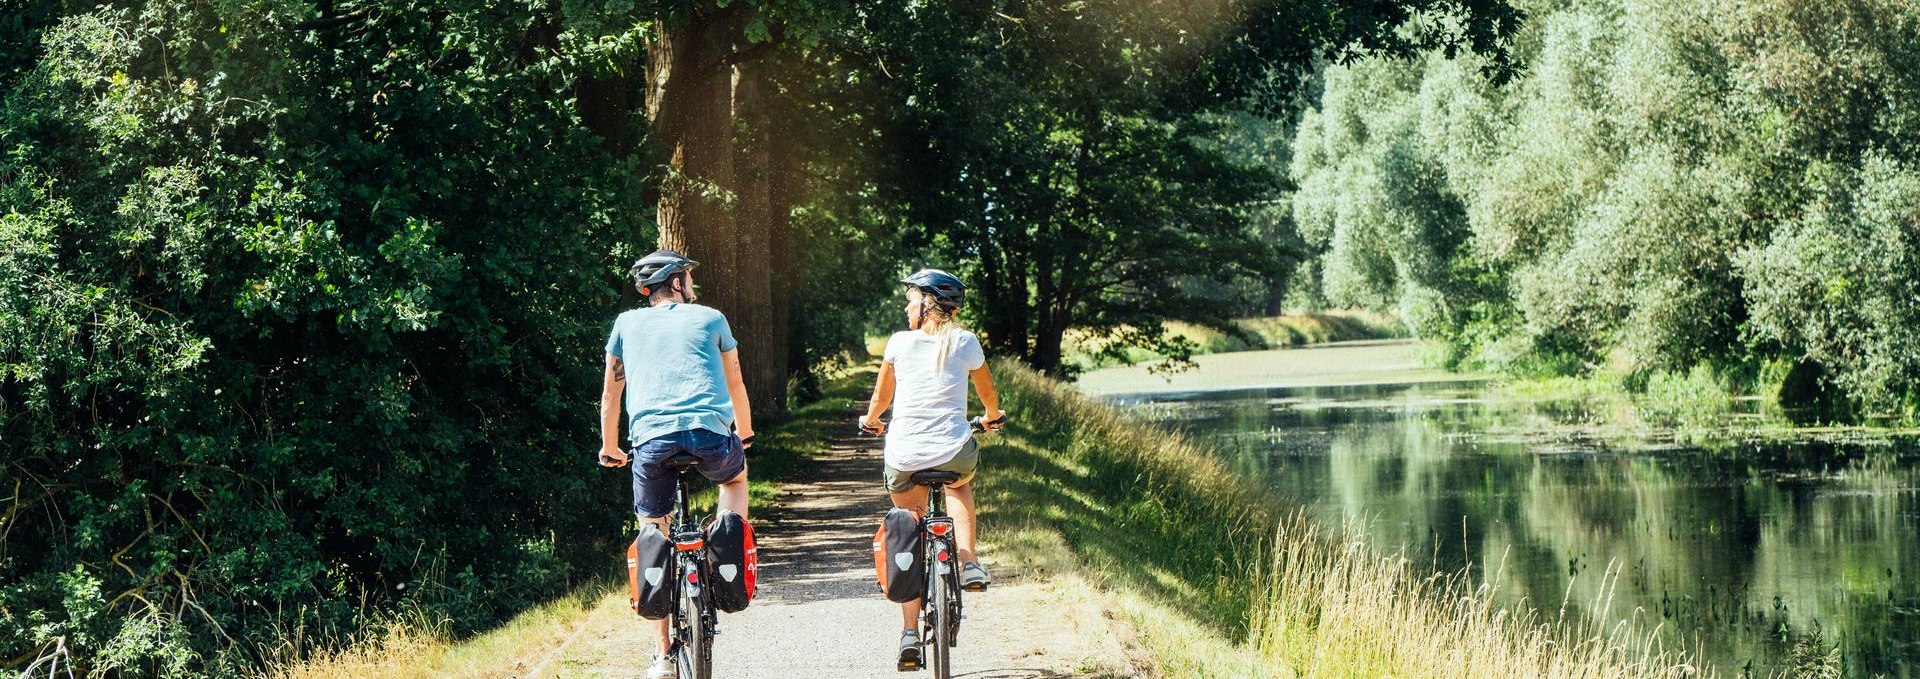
[605,303,739,446]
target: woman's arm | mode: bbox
[861,361,897,433]
[968,364,1004,428]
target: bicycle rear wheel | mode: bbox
[676,559,713,679]
[928,542,953,679]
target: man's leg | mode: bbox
[717,470,749,519]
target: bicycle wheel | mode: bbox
[676,558,713,679]
[946,564,963,648]
[928,541,953,679]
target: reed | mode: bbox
[985,359,1702,678]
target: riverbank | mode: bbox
[1062,311,1405,370]
[1075,338,1476,397]
[988,358,1704,677]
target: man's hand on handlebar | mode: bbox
[858,417,886,436]
[597,445,630,468]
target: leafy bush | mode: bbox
[1,4,644,674]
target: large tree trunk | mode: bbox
[646,6,788,417]
[732,69,785,416]
[764,81,801,391]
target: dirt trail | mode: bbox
[526,428,1144,678]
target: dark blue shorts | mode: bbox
[631,429,747,518]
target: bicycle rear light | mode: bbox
[927,519,954,537]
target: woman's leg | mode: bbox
[945,480,978,563]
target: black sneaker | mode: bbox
[896,628,922,671]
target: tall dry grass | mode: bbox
[988,359,1703,678]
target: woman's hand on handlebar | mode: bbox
[598,445,630,468]
[858,416,886,436]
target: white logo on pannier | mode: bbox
[894,553,914,571]
[644,567,665,587]
[719,564,739,581]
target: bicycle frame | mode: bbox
[666,468,716,678]
[919,480,964,677]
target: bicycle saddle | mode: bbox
[660,452,703,470]
[910,470,963,487]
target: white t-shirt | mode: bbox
[882,328,987,471]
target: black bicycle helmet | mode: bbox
[901,268,965,309]
[631,250,698,294]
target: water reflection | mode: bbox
[1112,381,1920,678]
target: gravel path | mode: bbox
[535,426,1143,678]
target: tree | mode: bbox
[1,3,648,672]
[1287,0,1920,413]
[845,0,1521,374]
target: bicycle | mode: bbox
[654,452,719,679]
[868,415,1002,677]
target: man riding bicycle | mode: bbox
[599,250,755,679]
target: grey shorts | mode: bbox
[883,438,980,494]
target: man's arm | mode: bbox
[861,361,897,433]
[721,349,754,445]
[969,365,1004,429]
[599,354,629,466]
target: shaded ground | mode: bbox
[518,426,1145,678]
[1074,339,1483,397]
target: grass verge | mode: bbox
[1062,311,1404,371]
[258,373,869,678]
[978,358,1701,678]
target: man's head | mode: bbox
[631,250,699,303]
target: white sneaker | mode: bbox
[645,653,677,679]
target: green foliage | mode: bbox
[1289,0,1920,415]
[1,2,648,674]
[835,0,1519,375]
[1739,154,1920,419]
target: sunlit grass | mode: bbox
[1060,311,1405,370]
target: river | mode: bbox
[1089,343,1920,677]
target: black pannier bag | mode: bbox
[705,509,757,613]
[871,507,925,603]
[628,523,675,619]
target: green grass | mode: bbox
[978,359,1702,678]
[1061,311,1405,371]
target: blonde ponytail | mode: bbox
[911,288,966,373]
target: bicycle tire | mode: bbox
[676,558,713,679]
[947,564,963,648]
[929,540,953,679]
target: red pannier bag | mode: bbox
[628,523,674,619]
[871,507,925,603]
[705,509,757,613]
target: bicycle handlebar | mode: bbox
[861,413,1007,436]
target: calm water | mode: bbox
[1111,380,1920,677]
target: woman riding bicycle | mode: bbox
[859,268,1005,667]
